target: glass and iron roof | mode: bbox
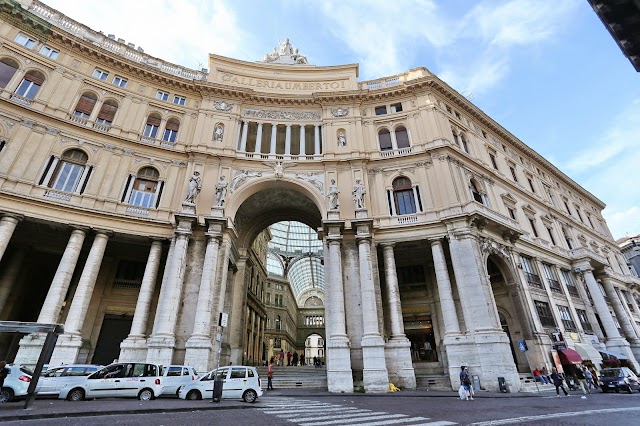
[267,221,324,305]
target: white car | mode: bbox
[160,365,198,396]
[58,362,164,401]
[0,365,32,402]
[178,366,262,403]
[36,364,102,397]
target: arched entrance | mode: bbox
[486,255,530,373]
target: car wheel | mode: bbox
[242,389,257,403]
[0,388,14,403]
[66,388,85,401]
[138,388,154,401]
[186,390,201,400]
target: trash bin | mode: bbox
[472,375,481,391]
[498,377,509,393]
[212,379,224,403]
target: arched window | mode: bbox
[47,149,90,193]
[275,315,281,330]
[378,128,392,151]
[15,70,45,99]
[391,177,417,215]
[163,118,179,143]
[0,58,19,88]
[143,113,161,138]
[470,179,484,204]
[96,99,118,126]
[395,126,410,148]
[124,167,162,208]
[73,92,97,119]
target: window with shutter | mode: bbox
[96,100,118,125]
[74,93,97,118]
[0,58,19,88]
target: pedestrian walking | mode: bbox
[550,367,569,397]
[574,365,589,396]
[460,366,473,401]
[292,352,298,366]
[278,350,284,366]
[267,360,274,390]
[0,361,8,393]
[584,366,594,393]
[300,353,305,366]
[313,356,318,368]
[287,351,292,366]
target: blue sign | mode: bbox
[518,340,528,352]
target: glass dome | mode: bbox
[267,221,324,304]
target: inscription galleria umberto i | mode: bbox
[1,0,639,394]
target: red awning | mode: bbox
[558,349,583,364]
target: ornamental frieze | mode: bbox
[244,109,321,121]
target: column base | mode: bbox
[119,336,149,363]
[184,337,213,373]
[606,338,640,372]
[327,336,354,393]
[14,333,49,367]
[384,337,416,390]
[361,335,389,393]
[210,206,224,218]
[49,334,84,366]
[181,202,196,214]
[146,335,176,366]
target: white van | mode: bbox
[160,365,198,396]
[36,364,102,396]
[178,366,262,403]
[58,362,164,401]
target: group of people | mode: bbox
[271,351,323,368]
[534,364,597,397]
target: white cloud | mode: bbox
[604,206,640,239]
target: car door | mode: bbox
[226,367,247,399]
[162,366,183,394]
[58,366,90,395]
[87,364,126,397]
[37,367,65,395]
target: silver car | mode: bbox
[36,364,102,397]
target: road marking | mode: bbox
[299,414,409,426]
[467,406,640,425]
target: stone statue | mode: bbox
[337,132,346,147]
[293,48,308,64]
[184,171,202,204]
[263,47,279,63]
[214,124,224,142]
[327,179,340,210]
[280,37,293,56]
[352,179,366,210]
[215,175,228,207]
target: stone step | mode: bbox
[416,374,452,391]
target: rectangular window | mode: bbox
[390,102,402,113]
[576,309,593,333]
[39,46,59,60]
[455,111,461,119]
[156,90,169,101]
[173,95,186,106]
[527,177,535,193]
[112,76,127,87]
[521,256,542,288]
[92,68,109,80]
[561,270,579,297]
[15,34,36,49]
[546,227,556,245]
[482,130,487,138]
[489,153,499,170]
[507,207,516,220]
[534,300,556,327]
[509,165,518,182]
[542,263,562,293]
[563,199,572,215]
[528,218,539,238]
[558,305,576,331]
[374,106,387,115]
[575,207,584,223]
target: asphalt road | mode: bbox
[2,391,640,425]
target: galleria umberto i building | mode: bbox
[1,0,640,393]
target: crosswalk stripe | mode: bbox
[408,422,457,426]
[300,413,408,426]
[282,411,378,422]
[263,406,361,414]
[325,417,431,426]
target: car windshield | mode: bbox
[601,369,623,378]
[19,366,33,375]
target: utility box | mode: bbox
[472,375,481,391]
[212,380,224,402]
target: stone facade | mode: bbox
[1,0,640,394]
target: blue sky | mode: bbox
[43,0,640,239]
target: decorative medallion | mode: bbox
[330,107,349,117]
[214,101,233,111]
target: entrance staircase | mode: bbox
[257,365,327,389]
[518,372,556,393]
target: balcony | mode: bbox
[380,146,413,157]
[570,247,608,268]
[566,285,580,297]
[10,93,32,106]
[526,272,543,289]
[548,279,563,294]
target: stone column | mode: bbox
[184,220,224,372]
[412,186,421,212]
[50,230,111,365]
[269,123,277,158]
[0,214,22,262]
[239,120,249,152]
[314,125,320,157]
[324,221,353,392]
[430,239,461,335]
[285,124,291,157]
[229,254,249,364]
[381,243,416,389]
[447,228,520,392]
[299,124,306,157]
[580,267,639,368]
[0,248,25,319]
[146,215,195,366]
[601,275,640,367]
[387,189,397,216]
[355,220,388,392]
[213,239,232,366]
[254,122,263,156]
[390,130,398,150]
[119,239,164,362]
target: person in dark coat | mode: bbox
[0,361,8,390]
[550,367,569,397]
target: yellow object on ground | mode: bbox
[389,383,400,392]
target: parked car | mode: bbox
[160,365,198,396]
[58,362,164,401]
[35,364,102,397]
[178,366,262,403]
[0,365,32,402]
[599,367,640,393]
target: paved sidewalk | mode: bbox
[0,388,558,421]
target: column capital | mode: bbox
[70,225,91,234]
[92,229,114,238]
[428,238,445,247]
[204,217,226,238]
[380,242,395,249]
[0,212,24,222]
